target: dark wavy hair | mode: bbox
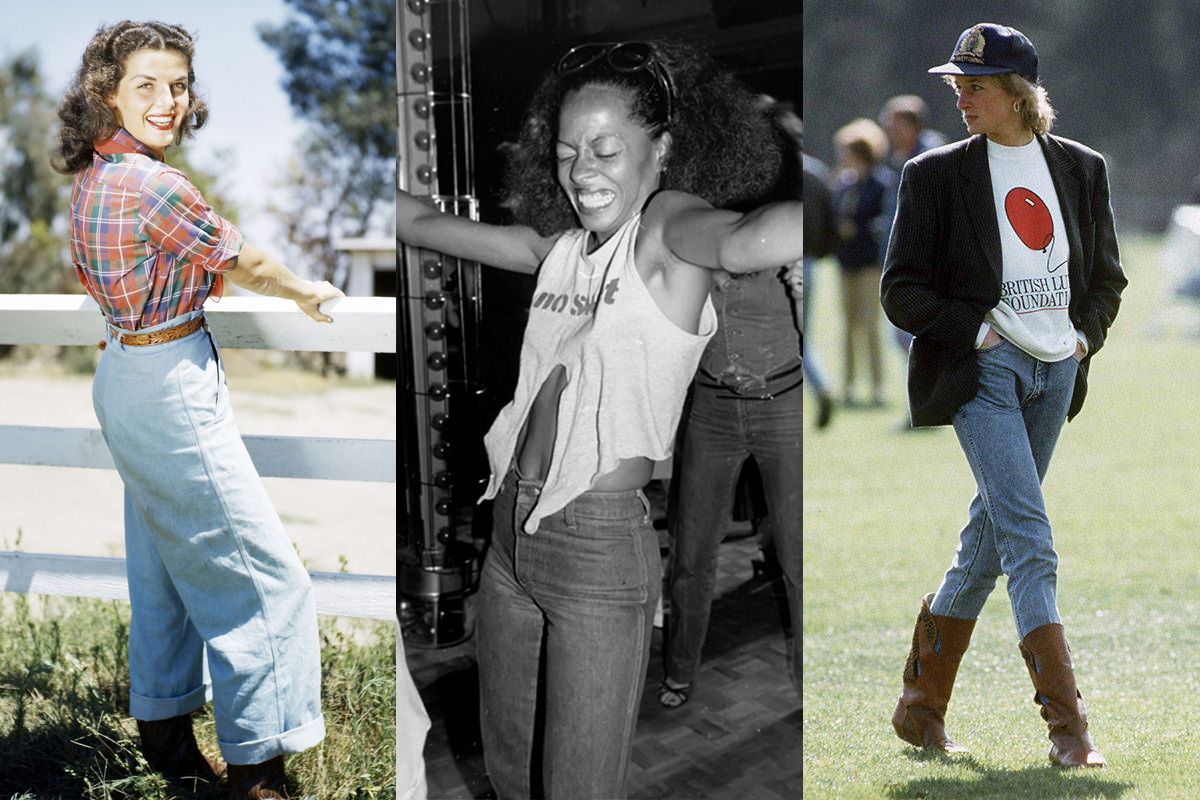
[502,39,784,236]
[53,20,208,174]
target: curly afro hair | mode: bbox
[502,39,784,236]
[54,20,207,174]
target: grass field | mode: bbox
[0,594,396,799]
[803,235,1200,799]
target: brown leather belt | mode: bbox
[113,316,205,346]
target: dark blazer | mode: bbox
[881,133,1127,427]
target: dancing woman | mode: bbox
[398,39,801,799]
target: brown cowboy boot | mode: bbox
[1019,623,1106,768]
[891,593,977,752]
[136,713,225,788]
[227,755,289,799]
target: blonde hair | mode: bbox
[943,73,1055,135]
[996,72,1055,135]
[833,117,889,166]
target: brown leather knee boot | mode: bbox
[227,755,289,799]
[891,593,977,752]
[1019,623,1106,768]
[136,713,225,787]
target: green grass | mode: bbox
[0,594,396,799]
[803,235,1200,799]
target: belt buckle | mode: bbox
[730,376,769,399]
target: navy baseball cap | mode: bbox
[927,23,1039,83]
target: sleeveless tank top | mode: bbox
[480,213,717,533]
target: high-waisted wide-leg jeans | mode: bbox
[92,308,324,765]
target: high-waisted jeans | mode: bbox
[92,308,324,764]
[477,468,659,799]
[931,339,1079,639]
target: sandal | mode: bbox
[658,679,691,709]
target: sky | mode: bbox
[0,0,308,255]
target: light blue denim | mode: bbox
[931,339,1079,639]
[92,308,324,765]
[477,468,659,800]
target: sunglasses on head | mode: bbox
[556,41,676,126]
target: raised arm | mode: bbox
[225,243,344,323]
[398,190,557,275]
[657,190,803,273]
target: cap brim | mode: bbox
[927,62,1014,76]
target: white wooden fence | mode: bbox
[0,293,396,619]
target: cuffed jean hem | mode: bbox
[130,683,212,721]
[219,714,326,765]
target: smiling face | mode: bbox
[556,84,670,244]
[106,48,191,158]
[951,75,1030,146]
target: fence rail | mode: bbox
[0,293,395,351]
[0,293,396,619]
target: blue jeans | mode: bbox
[666,383,801,693]
[92,309,324,764]
[477,469,660,800]
[931,340,1079,639]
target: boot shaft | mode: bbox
[1019,623,1084,732]
[893,593,977,752]
[1019,622,1106,768]
[900,593,977,707]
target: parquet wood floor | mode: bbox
[406,494,800,800]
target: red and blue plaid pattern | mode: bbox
[69,129,244,330]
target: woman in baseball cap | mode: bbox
[882,23,1126,768]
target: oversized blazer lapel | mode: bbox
[1038,134,1085,300]
[958,135,1003,285]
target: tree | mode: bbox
[0,51,71,359]
[165,145,241,228]
[0,51,71,297]
[258,0,396,287]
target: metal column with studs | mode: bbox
[397,0,484,648]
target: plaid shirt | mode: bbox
[69,128,244,330]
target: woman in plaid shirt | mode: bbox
[54,20,343,799]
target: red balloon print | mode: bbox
[1005,187,1053,251]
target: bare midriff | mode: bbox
[514,364,653,492]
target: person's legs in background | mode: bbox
[664,385,746,704]
[838,267,859,405]
[802,256,834,428]
[749,387,802,700]
[859,265,886,405]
